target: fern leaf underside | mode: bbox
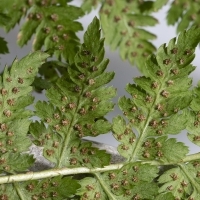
[112,26,200,199]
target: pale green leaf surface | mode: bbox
[113,116,137,159]
[17,3,84,61]
[115,27,200,163]
[159,113,188,135]
[155,192,174,200]
[77,163,158,199]
[30,120,111,167]
[138,136,189,163]
[153,0,169,11]
[31,17,115,168]
[0,0,84,60]
[0,176,80,200]
[190,85,200,112]
[77,177,108,200]
[0,183,20,200]
[21,176,81,199]
[0,51,48,173]
[187,82,200,146]
[0,0,28,31]
[167,0,200,33]
[81,0,103,13]
[158,163,200,199]
[17,16,40,46]
[30,121,63,164]
[167,2,182,25]
[100,0,158,70]
[2,153,34,173]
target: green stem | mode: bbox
[0,164,123,184]
[95,173,117,200]
[57,88,84,168]
[1,152,200,184]
[129,85,163,162]
[57,124,74,168]
[182,152,200,162]
[129,70,172,162]
[128,111,151,162]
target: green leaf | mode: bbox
[0,37,8,54]
[21,176,80,199]
[77,176,108,200]
[158,163,200,199]
[1,153,34,173]
[167,2,183,25]
[30,120,111,167]
[152,0,169,12]
[81,0,103,13]
[0,13,10,26]
[187,82,200,146]
[16,2,84,61]
[17,13,40,46]
[138,136,189,163]
[0,176,80,199]
[0,51,49,173]
[155,192,174,200]
[100,0,159,70]
[77,163,159,199]
[0,1,84,62]
[0,0,29,31]
[0,183,19,200]
[167,1,200,33]
[113,116,137,160]
[0,0,85,60]
[115,27,200,163]
[30,17,115,168]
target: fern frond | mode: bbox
[0,0,29,31]
[155,192,174,200]
[111,26,200,200]
[0,0,84,61]
[99,0,162,71]
[0,176,80,199]
[77,162,159,199]
[81,0,103,13]
[167,0,200,33]
[81,0,168,14]
[0,51,49,174]
[158,163,200,199]
[113,27,200,164]
[182,81,200,198]
[19,3,83,61]
[30,17,116,168]
[187,81,200,146]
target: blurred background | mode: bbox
[0,1,200,154]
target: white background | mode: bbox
[0,1,200,154]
